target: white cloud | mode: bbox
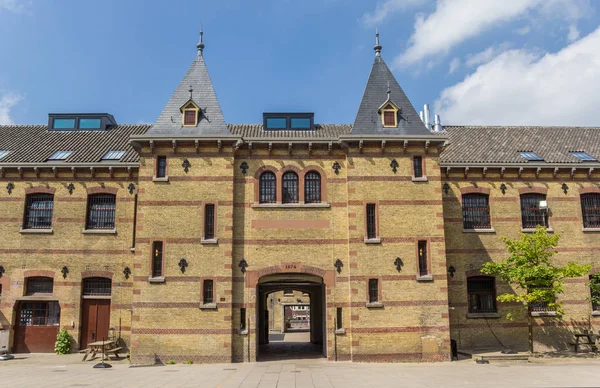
[393,0,589,67]
[515,25,532,35]
[0,92,22,125]
[465,43,512,67]
[448,57,461,74]
[434,27,600,126]
[0,0,28,13]
[567,24,580,41]
[361,0,425,26]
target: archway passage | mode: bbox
[257,273,326,361]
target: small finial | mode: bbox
[197,27,205,56]
[374,28,382,57]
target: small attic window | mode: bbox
[0,150,9,160]
[48,150,73,161]
[519,151,544,161]
[570,151,597,161]
[53,118,76,129]
[102,150,126,160]
[380,102,398,128]
[181,100,200,127]
[79,118,101,129]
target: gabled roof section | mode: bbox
[352,55,433,136]
[180,99,200,112]
[146,34,230,136]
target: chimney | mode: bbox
[419,110,424,123]
[423,104,431,130]
[433,114,443,132]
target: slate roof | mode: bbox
[0,124,150,164]
[442,126,600,164]
[228,124,352,139]
[351,56,434,137]
[146,49,230,136]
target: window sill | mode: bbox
[466,312,500,319]
[251,202,331,209]
[366,302,383,308]
[583,228,600,233]
[201,238,218,245]
[530,311,557,317]
[411,176,428,182]
[463,228,496,234]
[238,329,249,335]
[591,311,600,316]
[364,237,381,244]
[152,176,169,182]
[20,228,53,234]
[521,227,553,233]
[147,276,165,284]
[334,328,346,335]
[416,274,433,282]
[199,303,217,310]
[82,229,117,235]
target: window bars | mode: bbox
[24,194,54,229]
[462,194,491,229]
[203,280,214,304]
[413,156,423,178]
[82,278,112,296]
[259,172,276,203]
[26,277,54,295]
[581,193,600,228]
[366,204,377,239]
[204,204,215,240]
[282,172,299,204]
[304,171,321,203]
[368,279,378,303]
[520,194,548,228]
[467,277,496,313]
[86,194,116,229]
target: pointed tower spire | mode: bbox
[374,28,382,57]
[197,27,205,57]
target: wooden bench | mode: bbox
[104,347,123,359]
[78,348,91,361]
[571,333,597,352]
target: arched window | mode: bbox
[259,172,276,204]
[304,171,321,203]
[467,276,496,313]
[462,194,491,229]
[581,193,600,228]
[282,172,299,204]
[520,193,548,228]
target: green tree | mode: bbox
[481,226,591,353]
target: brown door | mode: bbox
[80,299,111,349]
[13,301,60,353]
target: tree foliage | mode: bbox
[54,329,72,355]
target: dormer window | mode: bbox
[380,103,398,128]
[181,100,200,127]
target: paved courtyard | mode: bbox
[1,352,600,388]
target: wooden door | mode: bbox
[13,301,60,353]
[80,299,111,349]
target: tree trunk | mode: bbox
[528,314,534,354]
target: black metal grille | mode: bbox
[203,279,214,304]
[590,275,600,311]
[19,302,60,326]
[520,194,547,228]
[581,193,600,228]
[240,308,246,330]
[204,204,215,239]
[336,307,343,329]
[82,277,112,296]
[418,241,428,276]
[26,277,53,295]
[413,156,423,178]
[528,284,554,312]
[152,241,163,278]
[86,194,116,230]
[304,171,321,203]
[462,194,491,229]
[368,279,378,303]
[366,204,377,239]
[467,277,496,313]
[259,172,276,203]
[24,194,54,229]
[282,172,299,204]
[156,156,167,178]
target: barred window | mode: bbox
[203,279,214,304]
[528,284,554,313]
[152,241,163,278]
[467,277,496,313]
[581,193,600,228]
[462,194,491,229]
[156,156,167,178]
[19,301,60,326]
[413,156,423,178]
[418,240,428,276]
[82,277,112,296]
[23,194,54,229]
[204,204,215,240]
[259,172,276,203]
[304,171,321,203]
[366,203,377,239]
[368,279,378,303]
[282,172,299,204]
[590,275,600,311]
[520,194,548,229]
[26,277,53,295]
[86,194,116,230]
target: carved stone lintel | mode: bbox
[403,140,408,152]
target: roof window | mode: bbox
[48,114,116,131]
[519,151,544,161]
[48,150,73,161]
[102,150,126,160]
[0,150,9,160]
[570,151,597,162]
[263,113,314,131]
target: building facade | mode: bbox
[0,34,599,363]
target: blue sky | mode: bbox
[1,0,599,126]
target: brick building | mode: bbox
[0,33,599,363]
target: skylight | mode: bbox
[102,150,126,160]
[0,150,9,160]
[48,150,73,160]
[570,151,597,161]
[519,151,544,161]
